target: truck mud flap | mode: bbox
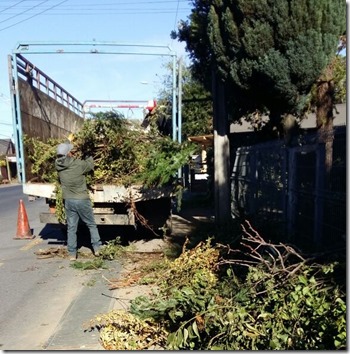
[40,213,135,225]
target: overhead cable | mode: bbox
[0,0,67,32]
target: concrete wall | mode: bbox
[19,78,83,141]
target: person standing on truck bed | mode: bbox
[55,142,102,260]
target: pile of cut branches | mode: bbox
[24,110,195,188]
[88,223,346,350]
[84,309,168,350]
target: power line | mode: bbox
[173,0,180,32]
[0,0,191,31]
[0,0,50,25]
[0,0,67,32]
[0,0,189,8]
[0,0,27,14]
[0,1,191,14]
[0,8,190,14]
[0,10,190,15]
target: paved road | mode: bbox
[0,184,122,350]
[0,184,212,350]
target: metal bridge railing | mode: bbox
[15,54,84,117]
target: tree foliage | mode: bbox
[308,53,346,114]
[89,222,346,350]
[331,55,346,104]
[132,224,346,350]
[173,0,346,132]
[180,65,213,139]
[25,111,195,188]
[153,61,213,140]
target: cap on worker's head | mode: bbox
[56,142,74,156]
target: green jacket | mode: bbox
[55,156,94,200]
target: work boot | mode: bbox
[69,253,77,261]
[94,249,101,257]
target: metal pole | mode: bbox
[13,41,175,56]
[177,57,182,144]
[15,40,173,51]
[177,57,183,180]
[8,55,25,183]
[172,55,177,142]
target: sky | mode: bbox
[0,0,193,141]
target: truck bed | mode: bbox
[24,183,173,203]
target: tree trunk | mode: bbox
[316,79,335,178]
[212,70,231,224]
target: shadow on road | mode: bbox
[38,222,164,253]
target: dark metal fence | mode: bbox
[230,126,346,251]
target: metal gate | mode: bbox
[231,127,346,250]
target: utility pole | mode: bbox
[211,69,231,224]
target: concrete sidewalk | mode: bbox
[40,195,214,350]
[43,261,122,350]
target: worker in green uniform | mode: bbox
[55,142,102,260]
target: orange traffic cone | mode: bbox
[14,199,34,240]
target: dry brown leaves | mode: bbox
[105,251,163,290]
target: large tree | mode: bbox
[173,0,346,132]
[173,0,345,224]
